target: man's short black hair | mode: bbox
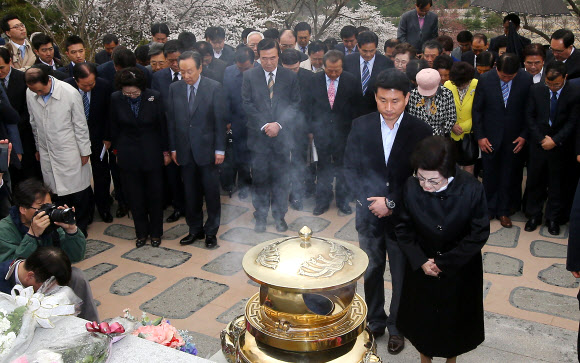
[324,37,338,50]
[164,40,183,57]
[73,62,97,81]
[205,26,225,41]
[340,25,358,40]
[433,54,453,70]
[234,46,254,64]
[263,28,280,40]
[280,49,302,65]
[375,68,411,96]
[194,41,214,58]
[356,26,370,34]
[357,31,379,47]
[114,67,146,90]
[64,35,85,52]
[473,33,488,45]
[552,29,575,48]
[0,14,19,33]
[257,38,280,56]
[241,28,257,42]
[308,40,327,55]
[457,30,473,43]
[476,51,495,67]
[0,48,10,64]
[545,60,567,80]
[24,66,50,85]
[178,32,197,51]
[103,33,119,45]
[411,136,457,178]
[323,49,344,66]
[31,34,54,51]
[294,22,311,34]
[151,22,170,37]
[24,246,72,287]
[178,50,202,69]
[422,40,442,54]
[523,43,546,60]
[112,46,137,69]
[406,58,429,82]
[503,13,521,27]
[13,178,51,208]
[449,61,475,87]
[416,0,433,8]
[496,53,520,74]
[436,35,453,52]
[384,38,399,51]
[135,45,150,64]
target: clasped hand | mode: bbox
[264,122,280,137]
[421,259,441,277]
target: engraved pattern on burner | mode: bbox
[255,240,284,269]
[298,240,354,278]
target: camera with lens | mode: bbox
[33,203,76,234]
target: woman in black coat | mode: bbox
[395,136,490,362]
[110,67,170,248]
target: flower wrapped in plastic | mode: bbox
[0,278,81,362]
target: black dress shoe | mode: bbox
[116,204,128,218]
[275,218,288,232]
[525,217,541,232]
[387,334,405,354]
[547,220,560,236]
[136,238,147,248]
[313,204,329,216]
[166,210,182,223]
[100,211,113,223]
[290,199,303,211]
[255,218,267,233]
[180,231,205,245]
[337,202,352,215]
[205,235,218,248]
[151,238,161,247]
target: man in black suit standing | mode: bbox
[167,51,226,249]
[95,34,118,65]
[567,179,580,363]
[488,14,531,54]
[334,25,359,55]
[547,29,580,80]
[242,38,301,233]
[31,34,63,71]
[461,33,490,69]
[311,50,359,216]
[65,63,114,223]
[344,69,432,354]
[397,0,438,53]
[473,53,533,228]
[58,35,88,79]
[344,31,394,116]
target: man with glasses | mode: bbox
[547,29,580,80]
[148,42,167,73]
[0,14,35,69]
[523,44,546,84]
[524,61,579,235]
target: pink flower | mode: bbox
[132,321,184,348]
[10,357,30,363]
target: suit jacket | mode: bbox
[397,9,438,52]
[344,111,433,237]
[546,48,580,80]
[242,66,301,153]
[343,53,394,116]
[34,57,63,68]
[334,43,358,55]
[311,70,360,152]
[4,69,28,157]
[223,64,251,161]
[489,34,531,54]
[206,58,227,83]
[6,39,35,70]
[472,69,533,148]
[64,77,113,144]
[567,179,580,272]
[216,45,235,66]
[0,260,16,294]
[94,50,111,65]
[96,61,152,88]
[461,50,499,68]
[294,68,314,146]
[34,59,68,81]
[109,88,167,171]
[167,76,227,166]
[151,67,174,111]
[59,62,100,80]
[0,84,22,160]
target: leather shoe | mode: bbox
[100,211,113,223]
[547,220,560,236]
[255,218,267,233]
[525,217,541,232]
[116,204,128,218]
[180,231,205,245]
[151,238,161,247]
[290,199,303,211]
[313,204,329,216]
[136,238,146,248]
[275,218,288,232]
[166,210,182,223]
[387,334,405,355]
[499,216,512,228]
[337,202,352,215]
[205,235,218,248]
[370,329,385,338]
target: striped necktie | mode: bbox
[362,61,370,95]
[82,92,90,120]
[268,72,274,100]
[501,81,509,106]
[328,79,336,109]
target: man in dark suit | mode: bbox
[344,69,432,354]
[96,46,152,88]
[567,178,580,363]
[488,14,531,55]
[95,34,118,65]
[58,35,88,79]
[205,27,235,66]
[31,33,63,71]
[524,61,579,235]
[311,50,359,216]
[524,43,546,84]
[344,31,394,116]
[167,51,226,249]
[242,38,301,233]
[65,63,114,223]
[194,41,227,84]
[334,25,359,55]
[151,40,186,223]
[461,33,493,69]
[223,47,254,200]
[473,53,533,228]
[546,29,580,80]
[280,49,313,212]
[397,0,438,53]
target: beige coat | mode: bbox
[6,39,36,70]
[26,77,92,196]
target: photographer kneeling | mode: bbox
[0,178,99,321]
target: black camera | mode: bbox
[34,203,76,225]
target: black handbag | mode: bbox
[455,132,479,166]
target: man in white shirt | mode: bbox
[523,43,545,84]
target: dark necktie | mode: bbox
[0,78,5,90]
[550,91,558,126]
[82,92,90,120]
[172,72,179,83]
[188,85,195,116]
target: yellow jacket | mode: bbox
[444,79,478,141]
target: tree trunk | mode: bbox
[522,15,550,42]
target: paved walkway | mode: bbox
[75,192,580,361]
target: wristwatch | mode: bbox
[385,197,395,209]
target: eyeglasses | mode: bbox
[10,23,25,30]
[413,172,444,186]
[122,90,141,97]
[550,46,567,54]
[394,59,408,66]
[150,61,166,66]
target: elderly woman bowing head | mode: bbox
[395,136,490,363]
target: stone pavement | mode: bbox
[75,193,580,361]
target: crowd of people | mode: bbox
[0,0,579,360]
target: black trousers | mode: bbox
[235,162,252,192]
[89,144,112,215]
[251,151,290,221]
[289,142,308,201]
[181,159,221,236]
[315,148,348,206]
[120,168,164,239]
[108,153,126,206]
[525,145,565,221]
[53,186,94,236]
[164,162,185,213]
[482,142,517,217]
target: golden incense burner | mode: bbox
[221,226,381,362]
